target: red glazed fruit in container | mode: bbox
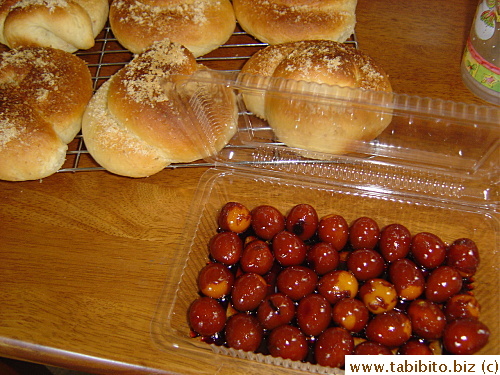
[359,278,398,314]
[272,231,307,266]
[197,262,234,299]
[317,270,358,304]
[225,313,263,352]
[307,241,339,275]
[410,232,446,269]
[379,223,411,262]
[388,258,425,300]
[268,325,308,361]
[315,327,354,368]
[209,231,243,265]
[285,203,318,241]
[257,293,295,330]
[318,214,349,250]
[365,310,412,348]
[347,248,385,281]
[332,297,369,333]
[296,293,332,336]
[218,202,251,233]
[276,265,317,301]
[354,340,393,355]
[446,238,480,277]
[442,318,490,354]
[240,239,274,275]
[399,339,433,355]
[444,294,481,321]
[231,272,268,311]
[349,217,380,250]
[250,205,285,240]
[407,299,447,340]
[188,297,226,337]
[425,265,463,303]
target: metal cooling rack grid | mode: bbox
[62,25,358,173]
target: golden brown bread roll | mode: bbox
[0,47,93,181]
[109,0,236,56]
[233,0,357,45]
[240,40,393,156]
[0,0,109,52]
[82,39,238,178]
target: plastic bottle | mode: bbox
[461,0,500,105]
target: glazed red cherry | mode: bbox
[197,262,234,299]
[399,339,433,355]
[410,232,446,269]
[307,242,339,275]
[425,265,463,303]
[443,319,490,354]
[407,299,447,340]
[231,273,268,311]
[349,217,380,250]
[317,270,358,304]
[218,202,251,233]
[272,231,307,266]
[388,258,425,300]
[188,297,226,337]
[257,293,295,330]
[379,223,411,262]
[365,310,412,348]
[250,205,285,240]
[354,341,393,355]
[296,293,332,336]
[347,248,385,281]
[359,278,398,314]
[225,313,263,352]
[268,325,308,361]
[240,239,274,275]
[446,238,480,277]
[332,298,369,333]
[315,327,354,368]
[209,231,243,265]
[285,203,319,241]
[444,294,481,321]
[318,214,349,250]
[277,266,317,301]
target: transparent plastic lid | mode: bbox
[172,70,499,209]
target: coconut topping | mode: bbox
[114,0,219,26]
[12,0,70,12]
[118,40,195,104]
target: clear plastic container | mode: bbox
[151,70,500,372]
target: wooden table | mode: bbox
[0,1,496,374]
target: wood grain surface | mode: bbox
[0,0,497,374]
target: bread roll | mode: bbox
[240,40,393,156]
[0,47,93,181]
[233,0,357,45]
[239,41,307,119]
[0,0,109,52]
[82,39,238,178]
[109,0,236,56]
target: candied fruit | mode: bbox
[188,202,490,370]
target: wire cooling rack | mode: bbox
[61,25,357,173]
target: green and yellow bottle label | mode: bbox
[463,40,500,93]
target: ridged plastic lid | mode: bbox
[172,70,499,209]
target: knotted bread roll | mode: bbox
[233,0,357,45]
[0,0,109,52]
[0,47,93,181]
[82,39,238,178]
[240,40,393,156]
[109,0,236,56]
